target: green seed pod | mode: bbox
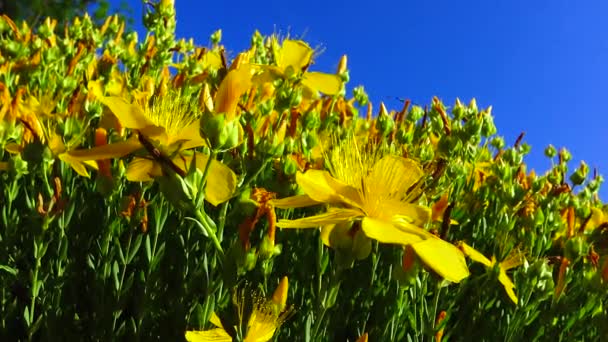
[210,29,222,45]
[408,105,424,122]
[395,126,413,145]
[375,105,395,137]
[259,235,281,260]
[544,144,557,158]
[282,158,299,176]
[481,109,497,137]
[353,85,369,106]
[569,161,589,186]
[452,99,465,120]
[200,112,241,151]
[559,148,572,163]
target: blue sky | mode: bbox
[108,0,608,199]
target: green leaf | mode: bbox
[0,264,17,276]
[127,234,142,264]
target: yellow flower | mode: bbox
[203,66,253,122]
[254,38,343,96]
[2,91,98,178]
[272,138,470,283]
[68,90,236,206]
[185,277,291,342]
[200,65,253,150]
[458,242,524,304]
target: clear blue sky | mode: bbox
[107,0,608,199]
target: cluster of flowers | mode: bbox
[1,2,607,340]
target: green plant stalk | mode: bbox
[195,209,223,256]
[112,232,132,332]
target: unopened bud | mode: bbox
[569,161,589,186]
[271,276,289,310]
[336,54,348,74]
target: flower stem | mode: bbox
[195,209,224,256]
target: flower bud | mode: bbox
[569,161,589,186]
[559,147,572,163]
[468,98,478,113]
[200,112,242,151]
[375,103,395,137]
[491,136,505,150]
[408,105,425,122]
[282,157,299,176]
[353,86,369,106]
[259,235,281,260]
[210,29,222,45]
[336,55,348,74]
[452,98,465,119]
[271,276,289,311]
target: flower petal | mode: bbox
[320,224,335,247]
[209,313,224,328]
[125,158,161,182]
[68,137,142,161]
[384,201,431,227]
[458,242,492,267]
[367,156,424,198]
[176,121,207,150]
[280,40,313,70]
[270,194,321,209]
[58,153,98,178]
[214,67,252,120]
[411,238,470,283]
[185,329,232,342]
[98,96,155,129]
[175,152,237,206]
[498,268,518,304]
[500,252,525,271]
[361,217,427,245]
[201,50,223,70]
[246,318,277,342]
[302,72,343,95]
[277,208,363,229]
[296,170,364,209]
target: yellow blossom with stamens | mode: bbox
[185,277,291,342]
[68,89,236,206]
[254,38,343,97]
[271,137,470,283]
[458,242,524,304]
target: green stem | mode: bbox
[218,201,229,239]
[312,266,342,339]
[238,158,271,192]
[431,284,442,332]
[195,209,224,256]
[112,233,133,331]
[29,258,39,327]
